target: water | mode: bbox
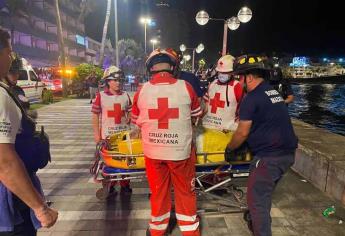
[289,84,345,136]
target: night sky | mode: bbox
[85,0,345,63]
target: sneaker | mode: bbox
[120,185,133,195]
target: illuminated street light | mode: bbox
[180,44,187,52]
[140,17,152,54]
[195,43,205,53]
[237,6,252,23]
[227,17,240,30]
[183,54,191,61]
[179,43,205,72]
[196,7,252,55]
[195,10,209,25]
[150,38,158,50]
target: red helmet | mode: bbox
[165,48,182,64]
[146,48,178,71]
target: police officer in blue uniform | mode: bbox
[226,55,298,236]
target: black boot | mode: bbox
[243,210,254,233]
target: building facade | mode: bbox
[0,0,87,67]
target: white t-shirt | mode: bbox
[0,86,22,144]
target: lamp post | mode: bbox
[114,0,119,67]
[182,54,191,70]
[180,43,205,73]
[196,6,252,56]
[150,38,158,51]
[140,17,152,54]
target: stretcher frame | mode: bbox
[90,142,250,213]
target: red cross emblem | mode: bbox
[148,97,179,129]
[209,93,225,114]
[107,103,124,124]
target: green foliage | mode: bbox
[75,63,103,83]
[118,39,145,75]
[41,89,53,104]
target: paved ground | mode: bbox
[36,98,345,236]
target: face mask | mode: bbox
[218,73,230,83]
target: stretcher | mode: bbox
[90,131,252,213]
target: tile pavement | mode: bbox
[35,99,345,236]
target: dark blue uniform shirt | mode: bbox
[239,82,298,157]
[179,71,205,97]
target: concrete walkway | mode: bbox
[36,99,345,236]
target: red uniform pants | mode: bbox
[145,155,200,236]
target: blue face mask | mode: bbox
[218,73,230,83]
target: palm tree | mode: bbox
[54,0,69,96]
[77,0,97,23]
[118,38,145,75]
[98,0,111,67]
[54,0,66,67]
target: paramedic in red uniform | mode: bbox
[202,55,243,132]
[131,49,202,236]
[91,66,132,194]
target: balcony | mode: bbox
[0,15,57,42]
[13,43,59,62]
[30,2,85,35]
[86,48,97,56]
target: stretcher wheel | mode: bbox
[96,187,110,200]
[96,181,115,200]
[233,188,244,199]
[228,186,244,200]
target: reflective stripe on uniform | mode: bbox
[179,221,200,232]
[151,212,170,222]
[175,213,197,222]
[149,223,169,231]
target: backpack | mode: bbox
[0,83,51,172]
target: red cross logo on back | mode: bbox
[107,103,124,124]
[209,93,225,114]
[148,97,179,129]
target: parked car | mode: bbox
[42,77,63,93]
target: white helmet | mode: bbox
[216,55,235,73]
[102,66,124,80]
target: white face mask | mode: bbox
[218,73,230,83]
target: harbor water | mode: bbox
[289,84,345,136]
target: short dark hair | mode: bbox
[244,69,268,79]
[0,28,11,50]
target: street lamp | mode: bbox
[150,38,158,51]
[180,43,205,72]
[140,17,152,54]
[114,0,119,67]
[183,54,191,61]
[196,6,252,56]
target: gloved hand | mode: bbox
[224,147,238,162]
[225,143,252,162]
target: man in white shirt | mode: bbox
[0,28,58,235]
